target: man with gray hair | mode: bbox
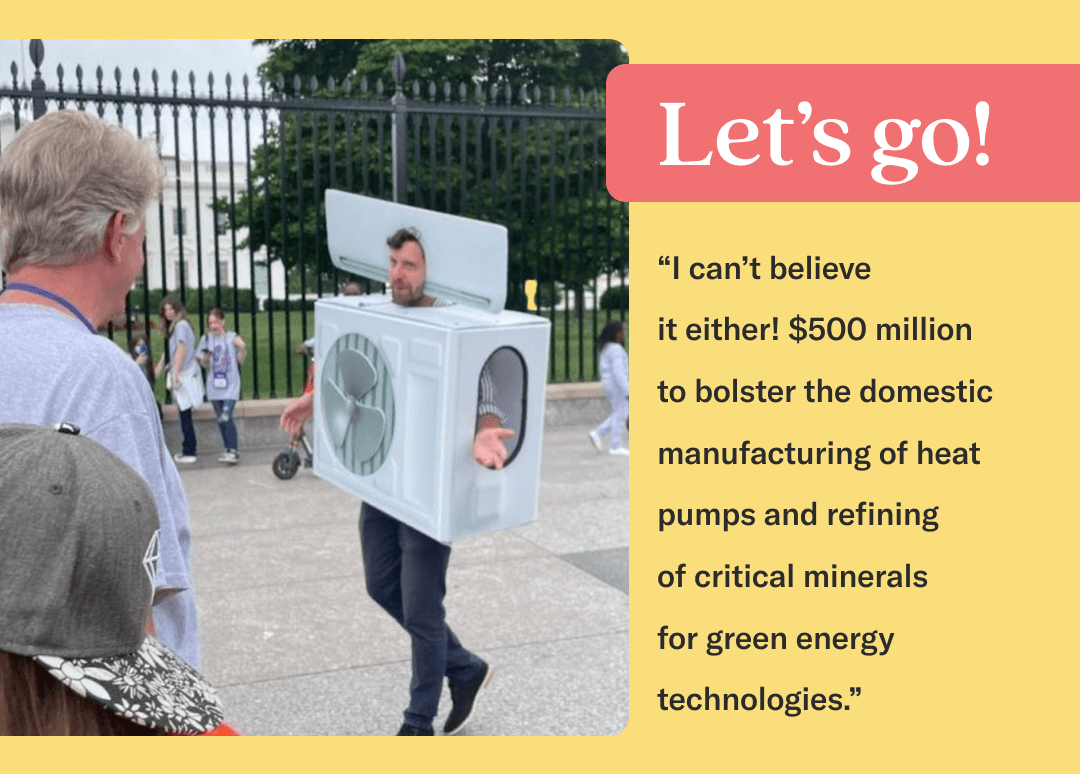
[0,110,202,668]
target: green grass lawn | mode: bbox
[106,308,628,402]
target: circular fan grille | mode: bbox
[320,333,395,476]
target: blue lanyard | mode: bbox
[3,282,97,334]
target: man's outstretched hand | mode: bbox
[280,392,315,437]
[473,426,515,469]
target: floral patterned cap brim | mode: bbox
[32,635,225,735]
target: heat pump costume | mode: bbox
[295,193,550,735]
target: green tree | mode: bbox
[254,40,370,91]
[256,39,626,96]
[220,40,628,311]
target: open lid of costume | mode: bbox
[325,190,509,314]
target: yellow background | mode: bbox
[638,204,1075,769]
[4,2,1078,770]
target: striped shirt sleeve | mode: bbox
[477,364,506,424]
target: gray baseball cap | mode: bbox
[0,423,224,734]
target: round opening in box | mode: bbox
[476,346,527,468]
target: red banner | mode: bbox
[606,65,1080,202]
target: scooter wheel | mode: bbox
[272,452,301,480]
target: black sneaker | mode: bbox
[443,662,492,735]
[396,723,434,736]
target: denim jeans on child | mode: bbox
[211,399,238,453]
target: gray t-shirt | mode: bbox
[0,305,198,663]
[197,330,241,401]
[169,318,197,372]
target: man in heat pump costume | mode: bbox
[280,227,511,737]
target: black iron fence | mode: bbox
[0,41,628,397]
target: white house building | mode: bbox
[147,150,284,300]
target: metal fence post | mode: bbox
[390,51,408,204]
[29,39,46,119]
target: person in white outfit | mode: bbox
[590,321,630,455]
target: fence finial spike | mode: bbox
[28,38,44,68]
[391,51,406,88]
[29,39,44,68]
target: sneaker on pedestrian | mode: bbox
[396,722,434,736]
[588,429,604,453]
[609,446,630,456]
[443,662,492,735]
[173,453,197,464]
[218,451,240,464]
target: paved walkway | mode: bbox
[177,424,629,735]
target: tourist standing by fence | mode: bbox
[157,295,203,464]
[198,308,247,464]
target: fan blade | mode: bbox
[322,377,356,447]
[338,348,378,400]
[350,406,386,463]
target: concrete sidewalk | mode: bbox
[178,423,629,736]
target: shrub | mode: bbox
[599,284,629,310]
[264,297,317,312]
[130,286,257,317]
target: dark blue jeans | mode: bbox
[359,503,486,730]
[211,399,239,453]
[178,407,197,456]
